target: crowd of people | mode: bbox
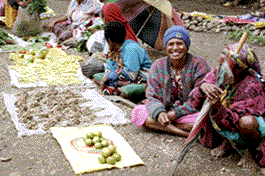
[3,0,265,170]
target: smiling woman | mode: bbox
[131,26,211,137]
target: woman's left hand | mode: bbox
[167,110,176,121]
[207,97,220,105]
[18,1,27,8]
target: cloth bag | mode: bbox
[11,6,43,37]
[86,30,109,55]
[81,58,105,79]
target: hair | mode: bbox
[104,21,126,44]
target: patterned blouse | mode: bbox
[146,53,210,121]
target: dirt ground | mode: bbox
[0,0,265,176]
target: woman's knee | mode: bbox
[239,115,259,130]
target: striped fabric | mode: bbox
[146,53,210,121]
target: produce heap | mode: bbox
[83,131,122,165]
[181,12,265,46]
[10,48,84,85]
[27,0,47,15]
[0,30,14,46]
[15,87,104,131]
[0,34,51,52]
[77,24,105,52]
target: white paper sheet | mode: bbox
[2,89,130,138]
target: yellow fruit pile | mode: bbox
[9,48,84,85]
[83,131,122,165]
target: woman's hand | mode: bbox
[158,112,170,126]
[17,1,27,8]
[49,21,56,31]
[100,75,108,89]
[18,0,31,8]
[199,83,223,101]
[99,81,105,89]
[167,110,176,121]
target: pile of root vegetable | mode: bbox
[14,86,105,131]
[181,13,265,46]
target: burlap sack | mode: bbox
[11,6,43,37]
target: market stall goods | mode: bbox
[14,87,100,131]
[83,130,122,165]
[9,48,85,85]
[51,125,143,174]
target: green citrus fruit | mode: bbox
[86,132,95,139]
[112,153,121,162]
[94,131,102,137]
[84,138,93,146]
[108,145,117,154]
[101,140,109,147]
[94,142,103,149]
[101,148,112,158]
[106,156,116,165]
[98,155,106,164]
[92,136,101,144]
[100,137,105,142]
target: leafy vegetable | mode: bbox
[0,30,11,46]
[27,0,47,15]
[228,28,265,45]
[77,24,104,52]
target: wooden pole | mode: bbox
[136,8,156,37]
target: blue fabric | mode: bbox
[105,40,152,80]
[210,114,265,154]
[163,26,191,49]
[256,116,265,138]
[107,71,119,87]
[119,69,131,81]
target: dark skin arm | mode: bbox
[99,74,108,89]
[158,112,171,126]
[17,0,31,8]
[167,83,224,121]
[49,15,68,31]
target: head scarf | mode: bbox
[225,43,262,75]
[102,3,138,42]
[219,43,264,108]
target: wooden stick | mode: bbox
[235,32,248,54]
[136,8,156,37]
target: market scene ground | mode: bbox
[0,0,265,175]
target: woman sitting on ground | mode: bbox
[131,26,210,137]
[93,21,152,98]
[95,2,138,55]
[49,0,103,44]
[190,43,265,168]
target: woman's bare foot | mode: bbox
[237,149,258,168]
[210,139,231,157]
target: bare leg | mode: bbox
[237,149,258,168]
[143,116,189,137]
[174,123,193,132]
[210,138,231,157]
[117,87,128,98]
[237,115,261,168]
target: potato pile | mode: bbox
[9,48,84,85]
[83,131,122,165]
